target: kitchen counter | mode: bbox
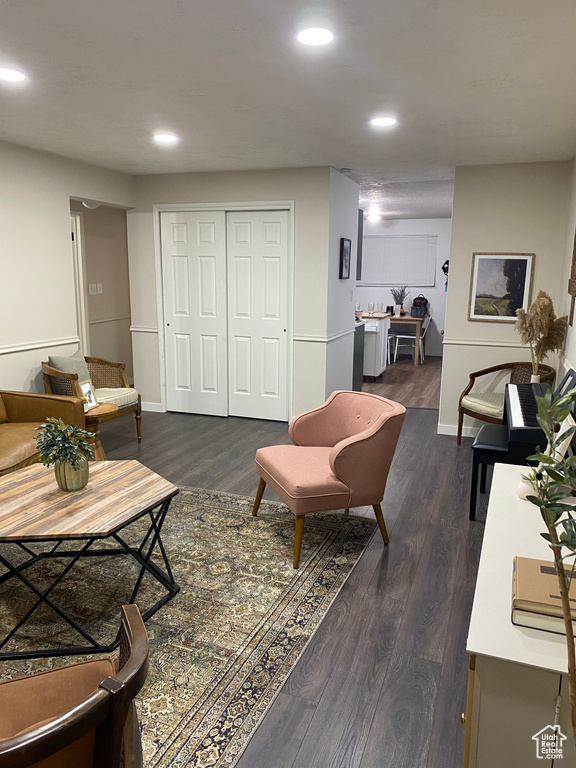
[360,312,392,319]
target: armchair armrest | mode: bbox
[86,357,129,389]
[41,362,84,398]
[458,362,516,403]
[288,391,343,447]
[0,391,85,427]
[329,406,405,501]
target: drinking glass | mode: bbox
[368,303,375,316]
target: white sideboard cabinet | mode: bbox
[464,463,576,767]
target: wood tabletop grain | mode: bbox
[0,460,179,541]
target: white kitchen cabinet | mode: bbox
[362,317,390,378]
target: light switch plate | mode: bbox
[89,283,97,295]
[97,283,103,294]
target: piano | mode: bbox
[503,382,549,462]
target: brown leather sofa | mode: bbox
[0,390,85,477]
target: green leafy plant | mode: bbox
[515,290,567,376]
[390,286,409,305]
[35,417,95,469]
[524,386,576,745]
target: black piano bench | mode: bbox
[470,424,510,520]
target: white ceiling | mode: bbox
[2,0,576,218]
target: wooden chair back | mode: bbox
[0,605,148,768]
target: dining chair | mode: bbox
[394,314,430,363]
[387,333,396,365]
[251,390,406,568]
[0,604,149,768]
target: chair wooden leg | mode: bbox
[252,478,266,516]
[293,515,305,568]
[457,410,463,446]
[373,503,389,545]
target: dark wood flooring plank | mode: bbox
[358,653,442,768]
[392,408,439,469]
[425,523,484,768]
[362,357,442,410]
[282,532,395,703]
[391,437,476,662]
[235,692,316,768]
[289,596,405,768]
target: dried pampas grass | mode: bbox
[515,290,567,375]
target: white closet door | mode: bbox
[226,211,288,421]
[161,211,228,415]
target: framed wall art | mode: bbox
[339,238,351,279]
[468,252,535,322]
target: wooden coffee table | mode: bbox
[0,460,179,660]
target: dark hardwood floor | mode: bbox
[362,356,442,409]
[102,405,483,768]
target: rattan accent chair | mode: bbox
[457,361,555,445]
[42,355,142,442]
[0,604,148,768]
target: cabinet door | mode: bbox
[467,656,575,768]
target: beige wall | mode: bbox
[325,168,360,395]
[439,161,572,436]
[71,204,133,379]
[0,141,134,391]
[127,167,334,414]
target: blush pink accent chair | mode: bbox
[252,391,406,568]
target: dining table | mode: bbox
[361,312,424,365]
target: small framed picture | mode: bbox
[339,238,351,279]
[79,380,98,412]
[468,252,535,322]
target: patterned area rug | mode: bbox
[0,486,376,767]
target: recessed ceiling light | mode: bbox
[0,68,27,82]
[297,28,334,46]
[367,206,381,223]
[153,133,179,145]
[370,116,397,127]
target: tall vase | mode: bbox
[54,455,89,492]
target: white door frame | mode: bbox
[70,212,90,354]
[153,201,295,419]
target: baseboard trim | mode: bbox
[437,422,479,439]
[142,401,164,413]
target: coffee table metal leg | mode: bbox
[0,499,179,659]
[0,539,101,657]
[112,499,179,619]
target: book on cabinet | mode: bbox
[512,556,576,636]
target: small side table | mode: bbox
[84,403,119,460]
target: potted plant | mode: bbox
[524,386,576,747]
[35,417,95,491]
[390,286,410,315]
[515,290,567,382]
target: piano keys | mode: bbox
[503,382,549,462]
